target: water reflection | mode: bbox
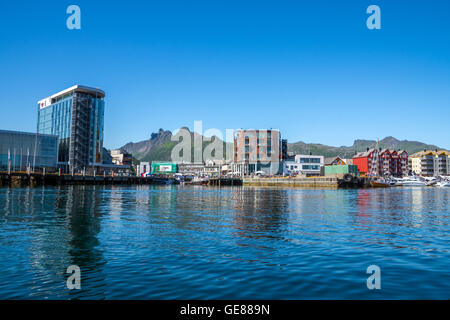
[231,187,289,241]
[354,188,450,256]
[0,185,449,299]
[0,185,107,299]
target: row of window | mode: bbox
[288,164,321,171]
[302,165,320,170]
[299,158,321,163]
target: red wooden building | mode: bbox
[353,148,408,177]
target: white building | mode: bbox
[136,162,150,176]
[284,154,324,176]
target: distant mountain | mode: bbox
[121,128,173,160]
[288,136,445,158]
[120,130,446,163]
[120,128,231,163]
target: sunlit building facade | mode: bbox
[37,85,105,172]
[233,129,282,176]
[0,130,58,172]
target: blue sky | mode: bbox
[1,0,449,149]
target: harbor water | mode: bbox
[0,185,449,299]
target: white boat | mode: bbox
[436,181,450,187]
[396,176,427,187]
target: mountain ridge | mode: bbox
[288,136,445,158]
[119,130,447,163]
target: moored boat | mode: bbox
[395,176,427,187]
[370,180,391,188]
[436,181,450,187]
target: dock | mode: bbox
[0,172,167,187]
[243,177,339,188]
[208,178,243,186]
[243,176,371,188]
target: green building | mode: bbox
[324,165,359,176]
[151,162,177,174]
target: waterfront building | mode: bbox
[353,148,408,177]
[293,154,324,176]
[203,159,225,177]
[284,151,295,161]
[324,164,359,177]
[393,149,409,176]
[343,158,354,165]
[283,161,301,175]
[433,150,450,176]
[324,156,347,166]
[37,85,105,173]
[219,160,233,176]
[281,139,289,160]
[102,147,113,164]
[233,129,282,176]
[110,149,133,166]
[410,150,435,176]
[353,148,379,176]
[0,129,58,172]
[410,150,450,176]
[177,162,205,176]
[151,162,177,174]
[136,162,150,176]
[100,148,131,175]
[283,154,324,176]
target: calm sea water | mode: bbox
[0,185,449,299]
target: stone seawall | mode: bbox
[243,177,339,188]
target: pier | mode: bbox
[0,172,159,187]
[243,176,339,188]
[243,176,371,188]
[208,178,243,186]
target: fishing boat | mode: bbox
[188,176,209,185]
[370,179,391,188]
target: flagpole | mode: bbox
[8,148,11,174]
[33,131,38,172]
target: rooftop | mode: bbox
[38,85,105,107]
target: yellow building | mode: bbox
[409,150,450,176]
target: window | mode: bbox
[302,165,320,170]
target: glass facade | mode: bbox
[89,96,105,164]
[37,86,105,172]
[37,96,72,163]
[0,130,58,171]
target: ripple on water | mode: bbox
[0,185,449,299]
